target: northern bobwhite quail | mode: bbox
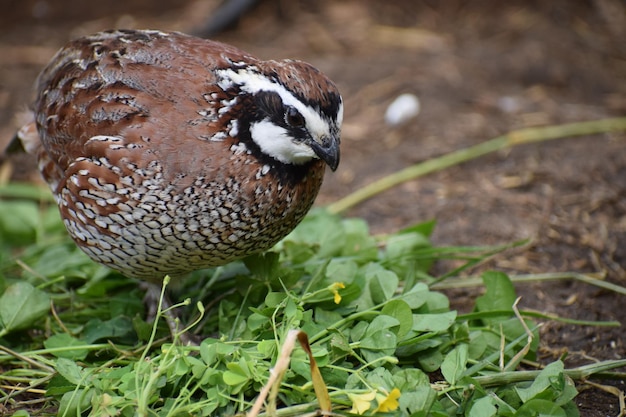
[17,29,342,282]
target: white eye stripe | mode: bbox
[336,102,344,127]
[216,68,330,138]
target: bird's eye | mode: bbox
[285,107,305,128]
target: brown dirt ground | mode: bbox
[1,0,625,415]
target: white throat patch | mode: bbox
[249,120,316,165]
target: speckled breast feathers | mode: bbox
[20,29,342,280]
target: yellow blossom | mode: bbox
[374,388,401,413]
[347,390,377,414]
[329,282,345,304]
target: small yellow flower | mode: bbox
[347,390,377,415]
[374,388,401,413]
[329,282,345,304]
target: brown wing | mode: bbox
[32,30,259,188]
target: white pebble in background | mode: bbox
[384,93,421,126]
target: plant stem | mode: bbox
[431,272,626,296]
[471,359,626,388]
[327,117,626,214]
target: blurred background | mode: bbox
[1,1,625,414]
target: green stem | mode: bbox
[432,272,626,296]
[471,359,626,388]
[327,117,626,214]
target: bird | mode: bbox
[16,29,342,283]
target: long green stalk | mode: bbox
[328,117,626,214]
[473,359,626,388]
[431,272,626,296]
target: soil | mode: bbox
[1,0,624,415]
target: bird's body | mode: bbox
[18,29,342,280]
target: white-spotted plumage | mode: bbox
[16,29,342,281]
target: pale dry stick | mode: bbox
[504,297,537,372]
[49,300,71,335]
[327,117,626,214]
[0,384,49,404]
[0,345,55,404]
[0,345,54,373]
[248,330,332,417]
[15,259,47,281]
[248,330,300,417]
[0,160,12,184]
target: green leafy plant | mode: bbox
[1,183,624,417]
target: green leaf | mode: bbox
[475,271,517,323]
[412,311,457,332]
[468,396,497,417]
[200,339,222,365]
[340,217,378,261]
[398,219,437,238]
[223,368,249,386]
[0,182,55,201]
[247,311,271,332]
[381,299,413,338]
[0,282,50,335]
[82,316,136,344]
[325,259,358,286]
[281,240,316,264]
[363,367,396,390]
[56,358,86,386]
[257,339,277,358]
[44,334,89,360]
[397,283,430,309]
[216,341,237,356]
[358,315,399,362]
[422,291,450,313]
[392,368,437,415]
[243,252,280,279]
[132,315,154,342]
[515,361,573,404]
[0,200,39,245]
[284,209,346,257]
[440,344,468,385]
[366,314,400,335]
[417,348,444,372]
[385,231,432,276]
[47,374,77,396]
[467,330,495,360]
[365,263,399,304]
[57,388,93,416]
[265,291,287,308]
[109,291,144,317]
[329,332,352,355]
[516,399,568,417]
[32,243,96,279]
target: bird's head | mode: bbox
[216,60,342,171]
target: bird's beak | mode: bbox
[309,134,340,171]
